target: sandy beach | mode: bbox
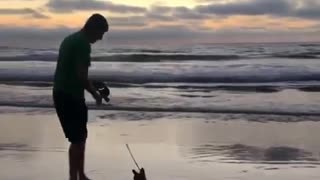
[1,106,320,180]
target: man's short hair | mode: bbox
[83,14,108,32]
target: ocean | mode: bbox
[1,41,320,179]
[1,42,320,116]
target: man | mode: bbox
[53,14,108,180]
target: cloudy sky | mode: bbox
[1,0,320,44]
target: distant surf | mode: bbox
[1,102,320,117]
[0,53,319,62]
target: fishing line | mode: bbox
[126,144,141,170]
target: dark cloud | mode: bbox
[149,5,172,14]
[146,0,320,21]
[44,0,320,24]
[173,7,209,20]
[110,25,198,40]
[196,0,292,16]
[147,5,208,21]
[145,13,175,21]
[142,5,174,21]
[103,1,146,13]
[293,0,320,20]
[0,8,49,19]
[46,0,146,13]
[109,16,147,27]
[195,0,320,20]
[110,10,205,28]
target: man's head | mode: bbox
[83,13,108,43]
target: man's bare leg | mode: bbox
[78,142,90,180]
[69,143,80,180]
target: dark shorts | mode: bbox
[53,90,88,144]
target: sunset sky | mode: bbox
[1,0,320,44]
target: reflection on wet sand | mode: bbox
[185,144,320,165]
[0,143,65,153]
[2,110,320,180]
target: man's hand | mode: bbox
[93,93,102,106]
[132,168,146,180]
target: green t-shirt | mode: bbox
[53,31,91,99]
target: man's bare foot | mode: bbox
[79,174,91,180]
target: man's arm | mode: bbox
[77,63,102,105]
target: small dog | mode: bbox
[132,168,147,180]
[92,81,110,103]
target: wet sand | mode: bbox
[1,107,320,180]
